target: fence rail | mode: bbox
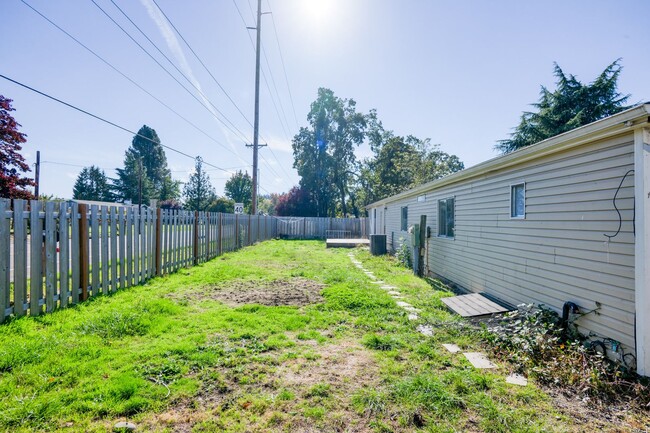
[0,199,368,322]
[276,217,368,239]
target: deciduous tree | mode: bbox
[292,88,366,217]
[224,170,252,211]
[0,96,35,199]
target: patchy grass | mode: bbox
[0,240,645,432]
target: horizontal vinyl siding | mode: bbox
[376,134,636,351]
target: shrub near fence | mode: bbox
[0,199,279,322]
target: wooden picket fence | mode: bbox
[275,216,369,239]
[0,199,279,322]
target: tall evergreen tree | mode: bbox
[113,125,179,203]
[497,60,630,153]
[0,95,35,199]
[72,166,112,201]
[183,157,215,211]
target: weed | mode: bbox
[363,334,402,351]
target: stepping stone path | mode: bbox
[506,374,528,386]
[416,324,434,336]
[349,253,518,384]
[463,352,497,369]
[442,343,461,353]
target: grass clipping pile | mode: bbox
[209,278,325,307]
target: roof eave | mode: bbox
[367,103,650,209]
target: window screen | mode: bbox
[437,198,455,238]
[401,206,408,231]
[511,184,525,218]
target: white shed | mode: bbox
[367,104,650,375]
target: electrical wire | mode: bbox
[603,169,635,240]
[0,74,229,173]
[149,0,256,131]
[19,0,243,162]
[267,0,300,129]
[89,0,251,146]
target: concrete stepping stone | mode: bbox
[404,306,421,313]
[463,352,497,369]
[506,374,528,386]
[416,324,434,336]
[387,291,401,296]
[396,301,412,308]
[408,313,419,321]
[370,281,385,284]
[442,343,461,353]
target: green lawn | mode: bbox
[0,240,637,432]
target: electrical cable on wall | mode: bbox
[604,169,635,240]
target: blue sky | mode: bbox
[2,0,649,199]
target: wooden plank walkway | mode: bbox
[441,293,510,317]
[326,238,370,248]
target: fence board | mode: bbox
[126,208,133,287]
[44,201,57,312]
[71,203,80,304]
[0,199,10,322]
[110,207,117,292]
[29,200,42,316]
[101,206,109,295]
[59,202,69,308]
[13,200,27,317]
[90,205,99,297]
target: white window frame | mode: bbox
[510,182,526,219]
[437,196,455,238]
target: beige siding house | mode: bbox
[367,104,650,375]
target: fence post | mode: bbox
[78,203,89,301]
[156,208,162,276]
[13,199,27,317]
[0,199,9,323]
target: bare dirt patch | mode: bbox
[208,278,326,307]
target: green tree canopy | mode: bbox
[113,125,179,203]
[183,157,215,211]
[497,60,630,153]
[207,196,235,213]
[224,170,252,211]
[72,166,112,202]
[292,88,367,217]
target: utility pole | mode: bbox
[34,150,40,199]
[250,0,262,215]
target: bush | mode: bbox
[395,236,411,268]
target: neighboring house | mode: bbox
[367,104,650,375]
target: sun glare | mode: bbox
[300,0,334,22]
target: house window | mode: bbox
[401,206,408,231]
[438,197,455,238]
[510,183,525,218]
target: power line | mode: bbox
[149,0,256,131]
[267,0,300,129]
[89,0,251,145]
[0,74,229,173]
[19,0,243,162]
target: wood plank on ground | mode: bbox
[441,293,510,317]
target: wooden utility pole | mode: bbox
[34,150,40,199]
[250,0,262,215]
